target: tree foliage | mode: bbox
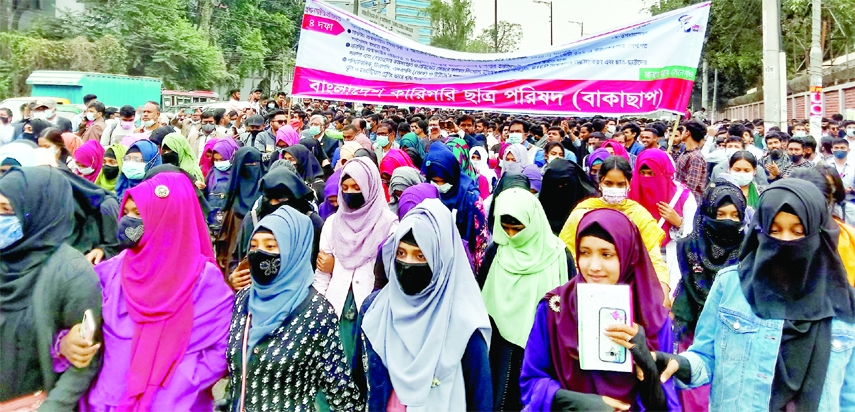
[648,0,855,106]
[0,32,127,99]
[426,0,477,51]
[468,21,523,53]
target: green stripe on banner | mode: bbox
[639,66,697,81]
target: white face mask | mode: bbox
[729,171,754,187]
[32,110,47,120]
[507,132,524,145]
[846,128,855,137]
[78,165,95,176]
[86,112,97,121]
[601,186,628,205]
[548,154,561,163]
[431,181,453,194]
[793,131,807,138]
[141,119,156,128]
[724,148,739,158]
[214,160,231,171]
[607,125,617,134]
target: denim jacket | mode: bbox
[680,268,855,411]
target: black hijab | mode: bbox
[285,144,324,182]
[259,168,314,216]
[487,172,530,233]
[148,126,174,148]
[538,158,597,234]
[0,166,74,311]
[673,179,746,338]
[354,148,378,166]
[738,179,855,411]
[297,137,327,166]
[225,147,264,218]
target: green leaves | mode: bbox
[426,0,477,51]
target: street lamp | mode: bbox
[533,0,553,46]
[568,20,583,38]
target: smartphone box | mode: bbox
[577,283,633,372]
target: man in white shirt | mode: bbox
[0,108,13,146]
[831,138,855,196]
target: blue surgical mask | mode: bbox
[121,161,146,180]
[214,160,231,171]
[308,125,322,136]
[834,150,848,160]
[0,214,24,250]
[375,134,390,148]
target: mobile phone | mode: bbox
[80,309,95,344]
[598,308,627,364]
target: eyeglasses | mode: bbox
[273,120,287,125]
[123,155,144,162]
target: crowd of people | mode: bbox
[1,93,855,411]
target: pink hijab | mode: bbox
[355,133,374,150]
[601,139,630,161]
[118,172,217,410]
[73,140,105,183]
[275,125,301,147]
[334,157,398,270]
[121,132,149,148]
[61,132,83,154]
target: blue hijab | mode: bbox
[421,144,484,246]
[246,205,315,350]
[115,140,161,201]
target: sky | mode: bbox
[469,0,652,51]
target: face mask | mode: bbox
[601,186,627,205]
[704,218,743,248]
[729,171,754,187]
[342,192,365,209]
[102,164,119,180]
[431,181,453,193]
[394,260,433,295]
[0,214,24,250]
[793,131,807,138]
[21,132,34,141]
[607,125,617,134]
[833,150,848,160]
[724,148,738,158]
[507,133,524,145]
[548,155,561,163]
[122,161,146,180]
[248,249,281,286]
[789,154,803,163]
[161,151,179,166]
[375,134,390,148]
[141,119,155,128]
[191,119,200,125]
[50,146,60,157]
[214,160,231,171]
[847,129,855,137]
[120,120,134,130]
[85,112,96,121]
[308,125,322,136]
[769,149,783,160]
[259,198,287,219]
[117,215,144,249]
[201,124,217,135]
[32,111,47,120]
[77,165,95,176]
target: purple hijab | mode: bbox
[204,139,237,190]
[318,169,341,221]
[542,208,668,404]
[585,148,611,170]
[522,165,543,193]
[397,183,439,220]
[333,157,398,270]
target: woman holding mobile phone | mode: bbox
[520,208,679,411]
[0,167,103,409]
[81,172,233,411]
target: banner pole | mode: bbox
[668,114,682,152]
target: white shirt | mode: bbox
[833,160,855,191]
[0,124,13,146]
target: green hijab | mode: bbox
[747,181,761,209]
[95,143,126,193]
[446,137,478,180]
[400,132,426,158]
[482,187,569,348]
[162,132,204,181]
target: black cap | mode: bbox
[245,115,265,127]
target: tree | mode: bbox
[425,0,477,52]
[468,21,522,53]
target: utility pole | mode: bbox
[808,0,823,138]
[494,0,498,52]
[533,0,553,46]
[762,0,784,130]
[712,68,719,122]
[568,21,583,38]
[701,59,708,112]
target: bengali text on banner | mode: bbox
[292,0,710,115]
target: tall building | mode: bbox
[325,0,432,45]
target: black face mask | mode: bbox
[259,198,287,219]
[117,215,144,249]
[249,130,262,138]
[770,149,783,160]
[395,260,433,295]
[342,192,365,209]
[789,154,803,163]
[704,218,743,248]
[102,164,120,180]
[161,151,179,166]
[240,164,258,179]
[21,132,34,142]
[247,249,281,286]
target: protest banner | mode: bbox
[292,0,710,115]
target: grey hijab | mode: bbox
[388,166,423,214]
[362,199,491,411]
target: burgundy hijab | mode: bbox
[543,208,668,403]
[118,172,217,410]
